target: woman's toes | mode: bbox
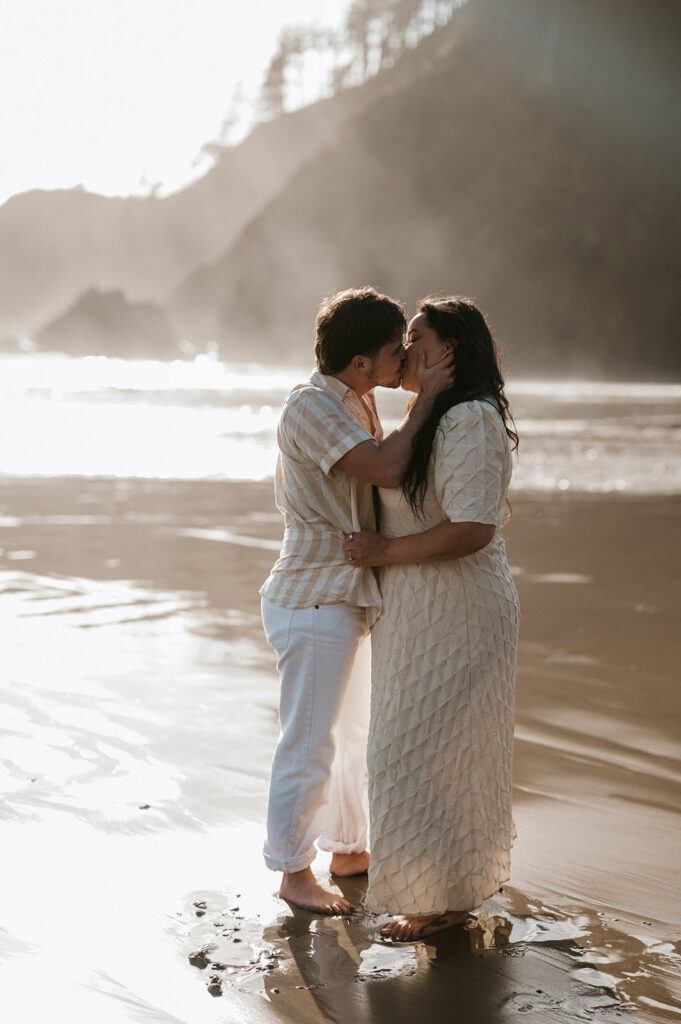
[380,919,399,938]
[381,915,431,941]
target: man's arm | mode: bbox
[333,352,454,488]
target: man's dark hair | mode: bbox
[315,287,406,374]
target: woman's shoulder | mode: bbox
[434,401,508,463]
[438,398,501,434]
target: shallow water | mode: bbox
[3,353,681,493]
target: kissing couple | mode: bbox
[260,286,519,940]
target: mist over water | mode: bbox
[3,354,680,494]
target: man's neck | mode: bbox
[333,367,370,398]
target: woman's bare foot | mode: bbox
[278,867,353,914]
[380,909,470,941]
[330,850,370,877]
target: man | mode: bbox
[260,287,453,913]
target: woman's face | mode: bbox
[401,312,453,392]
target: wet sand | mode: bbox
[0,477,679,1023]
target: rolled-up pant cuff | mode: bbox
[263,847,317,873]
[317,835,367,855]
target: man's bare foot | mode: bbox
[380,909,470,941]
[278,867,353,914]
[330,850,370,877]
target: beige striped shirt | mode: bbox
[260,371,383,625]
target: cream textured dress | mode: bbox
[366,399,520,915]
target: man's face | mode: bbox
[365,331,406,390]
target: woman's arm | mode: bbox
[343,521,494,567]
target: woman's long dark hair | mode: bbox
[402,296,518,516]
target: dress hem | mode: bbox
[363,872,511,918]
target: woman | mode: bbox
[343,296,520,941]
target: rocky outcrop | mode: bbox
[34,288,180,359]
[0,87,368,340]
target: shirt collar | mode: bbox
[309,369,380,438]
[310,369,365,405]
[307,368,350,399]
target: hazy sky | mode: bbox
[1,0,349,206]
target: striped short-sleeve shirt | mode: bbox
[259,370,383,625]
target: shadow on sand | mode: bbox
[179,874,628,1024]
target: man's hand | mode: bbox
[414,349,455,401]
[332,351,454,488]
[343,531,392,567]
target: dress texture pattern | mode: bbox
[366,400,520,915]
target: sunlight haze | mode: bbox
[1,0,348,205]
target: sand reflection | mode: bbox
[1,478,679,1022]
[177,870,642,1022]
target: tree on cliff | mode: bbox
[259,0,461,119]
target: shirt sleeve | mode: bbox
[280,387,374,476]
[433,401,507,525]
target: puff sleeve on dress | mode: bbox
[433,400,507,527]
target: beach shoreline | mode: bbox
[0,476,679,1022]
